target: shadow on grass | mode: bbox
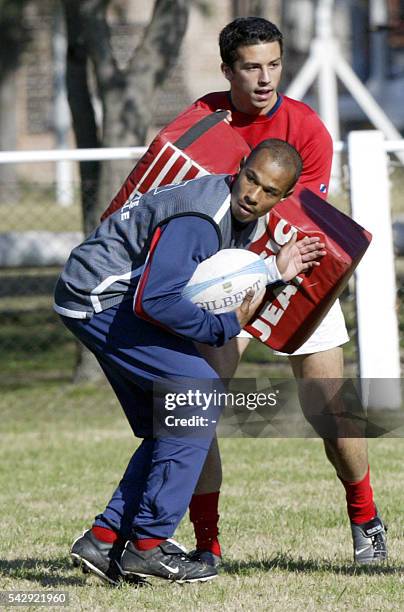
[0,557,87,587]
[0,557,149,589]
[223,552,403,575]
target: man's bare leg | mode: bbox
[191,342,384,564]
[195,344,371,490]
[288,347,387,564]
[288,347,369,482]
[196,336,249,381]
[188,338,249,561]
[193,337,250,493]
[193,436,222,494]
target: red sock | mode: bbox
[189,492,221,557]
[134,538,165,551]
[91,526,119,543]
[339,466,376,525]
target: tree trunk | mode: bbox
[78,0,190,220]
[0,0,31,204]
[72,345,103,384]
[281,0,314,84]
[63,0,101,235]
[62,0,190,382]
[62,0,104,382]
[63,0,190,226]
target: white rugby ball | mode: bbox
[182,249,268,314]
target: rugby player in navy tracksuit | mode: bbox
[54,140,325,584]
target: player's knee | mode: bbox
[298,378,347,437]
[290,347,344,379]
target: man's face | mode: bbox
[231,150,294,223]
[222,42,282,115]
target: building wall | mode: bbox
[14,0,355,173]
[183,2,233,102]
[14,0,240,180]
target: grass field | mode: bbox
[0,268,402,612]
[0,379,403,611]
[0,173,403,609]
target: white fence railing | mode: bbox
[0,131,402,405]
[348,131,401,408]
[0,147,146,163]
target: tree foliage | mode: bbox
[61,0,190,381]
[0,0,31,75]
[0,0,32,189]
[62,0,190,232]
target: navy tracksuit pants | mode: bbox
[61,299,221,540]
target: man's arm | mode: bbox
[134,215,241,347]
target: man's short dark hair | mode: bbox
[247,139,303,191]
[219,17,283,67]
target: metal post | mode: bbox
[348,130,401,409]
[286,0,342,188]
[333,54,404,165]
[316,0,340,144]
[286,0,404,170]
[53,4,73,207]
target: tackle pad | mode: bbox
[244,185,372,353]
[100,109,371,353]
[100,108,250,221]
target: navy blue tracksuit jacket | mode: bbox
[54,175,265,540]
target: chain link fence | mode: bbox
[0,159,403,386]
[0,176,82,385]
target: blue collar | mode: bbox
[267,93,282,117]
[227,92,283,117]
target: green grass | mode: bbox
[0,177,402,607]
[0,310,75,379]
[0,291,361,384]
[22,202,82,231]
[0,388,403,610]
[0,183,83,232]
[0,275,402,608]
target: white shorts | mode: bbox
[238,299,349,356]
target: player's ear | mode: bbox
[221,63,233,82]
[280,186,295,201]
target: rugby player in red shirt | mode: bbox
[89,17,387,569]
[185,17,387,567]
